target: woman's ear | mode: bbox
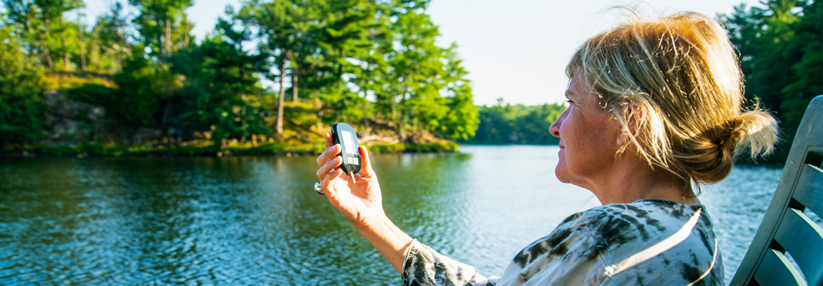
[617,129,627,147]
[614,98,644,153]
[614,125,634,155]
[624,100,643,133]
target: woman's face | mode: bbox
[549,76,622,189]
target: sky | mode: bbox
[69,0,763,106]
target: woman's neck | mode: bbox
[589,155,699,206]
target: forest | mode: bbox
[0,0,820,159]
[0,0,476,156]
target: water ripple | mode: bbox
[0,148,780,284]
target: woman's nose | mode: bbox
[549,110,566,138]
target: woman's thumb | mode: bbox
[358,145,376,178]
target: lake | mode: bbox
[0,146,784,285]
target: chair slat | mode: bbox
[731,96,823,286]
[775,208,823,285]
[754,248,807,286]
[794,163,823,219]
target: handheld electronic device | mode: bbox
[331,122,362,177]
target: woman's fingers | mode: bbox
[320,167,343,198]
[358,145,376,179]
[315,132,337,167]
[316,143,341,167]
[325,132,334,148]
[316,155,342,181]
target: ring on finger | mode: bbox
[313,182,325,195]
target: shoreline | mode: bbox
[0,142,784,166]
[0,141,460,158]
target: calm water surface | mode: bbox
[0,146,782,285]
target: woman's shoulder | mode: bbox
[511,199,708,263]
[573,199,711,238]
[502,200,722,285]
[562,199,717,262]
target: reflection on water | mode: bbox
[0,146,780,284]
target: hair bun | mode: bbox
[686,122,738,184]
[734,110,779,158]
[682,109,777,184]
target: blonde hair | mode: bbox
[567,11,779,184]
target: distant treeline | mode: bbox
[462,101,565,145]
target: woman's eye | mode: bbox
[565,99,573,104]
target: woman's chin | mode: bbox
[554,166,570,183]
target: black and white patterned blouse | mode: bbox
[401,199,723,286]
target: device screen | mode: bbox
[341,130,356,154]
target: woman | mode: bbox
[315,12,778,285]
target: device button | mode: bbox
[352,157,359,165]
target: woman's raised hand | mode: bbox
[315,132,412,273]
[315,132,385,231]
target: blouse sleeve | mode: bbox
[401,239,499,286]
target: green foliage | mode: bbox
[721,0,823,149]
[235,0,478,142]
[66,82,116,105]
[110,50,176,128]
[466,102,566,145]
[2,0,84,70]
[129,0,194,62]
[355,1,478,142]
[0,24,47,144]
[87,2,130,73]
[437,45,479,140]
[4,0,477,153]
[172,18,271,143]
[66,49,176,133]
